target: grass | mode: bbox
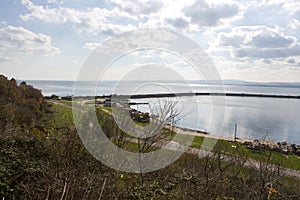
[44,102,74,127]
[246,149,300,170]
[191,136,204,149]
[189,135,300,171]
[101,106,112,112]
[124,141,139,152]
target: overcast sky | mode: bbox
[1,0,300,82]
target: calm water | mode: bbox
[24,80,300,144]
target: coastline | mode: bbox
[163,124,300,156]
[164,124,278,146]
[48,96,300,154]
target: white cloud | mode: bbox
[220,26,296,48]
[165,18,189,29]
[20,0,136,35]
[47,0,64,5]
[135,0,242,31]
[83,42,101,50]
[217,26,299,60]
[109,0,163,16]
[288,19,300,30]
[182,0,240,27]
[20,0,244,35]
[0,25,60,62]
[0,20,7,26]
[265,0,300,16]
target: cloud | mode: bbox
[182,0,240,27]
[287,58,296,64]
[217,26,299,59]
[0,20,7,26]
[20,0,244,35]
[266,0,300,16]
[0,25,60,62]
[83,42,101,50]
[262,59,272,64]
[251,33,295,49]
[46,0,64,5]
[20,0,136,35]
[0,56,13,63]
[234,44,300,59]
[165,18,189,29]
[288,19,300,30]
[109,0,163,15]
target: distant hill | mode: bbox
[188,79,300,88]
[223,80,300,88]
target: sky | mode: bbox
[0,0,300,82]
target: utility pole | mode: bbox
[234,123,237,142]
[171,116,175,132]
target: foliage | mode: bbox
[0,75,46,131]
[2,128,300,199]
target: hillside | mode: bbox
[0,75,47,131]
[1,74,300,199]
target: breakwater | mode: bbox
[101,92,300,99]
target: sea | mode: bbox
[23,80,300,144]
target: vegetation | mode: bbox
[0,75,46,131]
[0,74,300,199]
[190,136,300,171]
[1,128,300,199]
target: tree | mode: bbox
[134,99,182,184]
[136,99,182,151]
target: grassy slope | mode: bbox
[40,102,74,127]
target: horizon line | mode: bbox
[18,79,300,85]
